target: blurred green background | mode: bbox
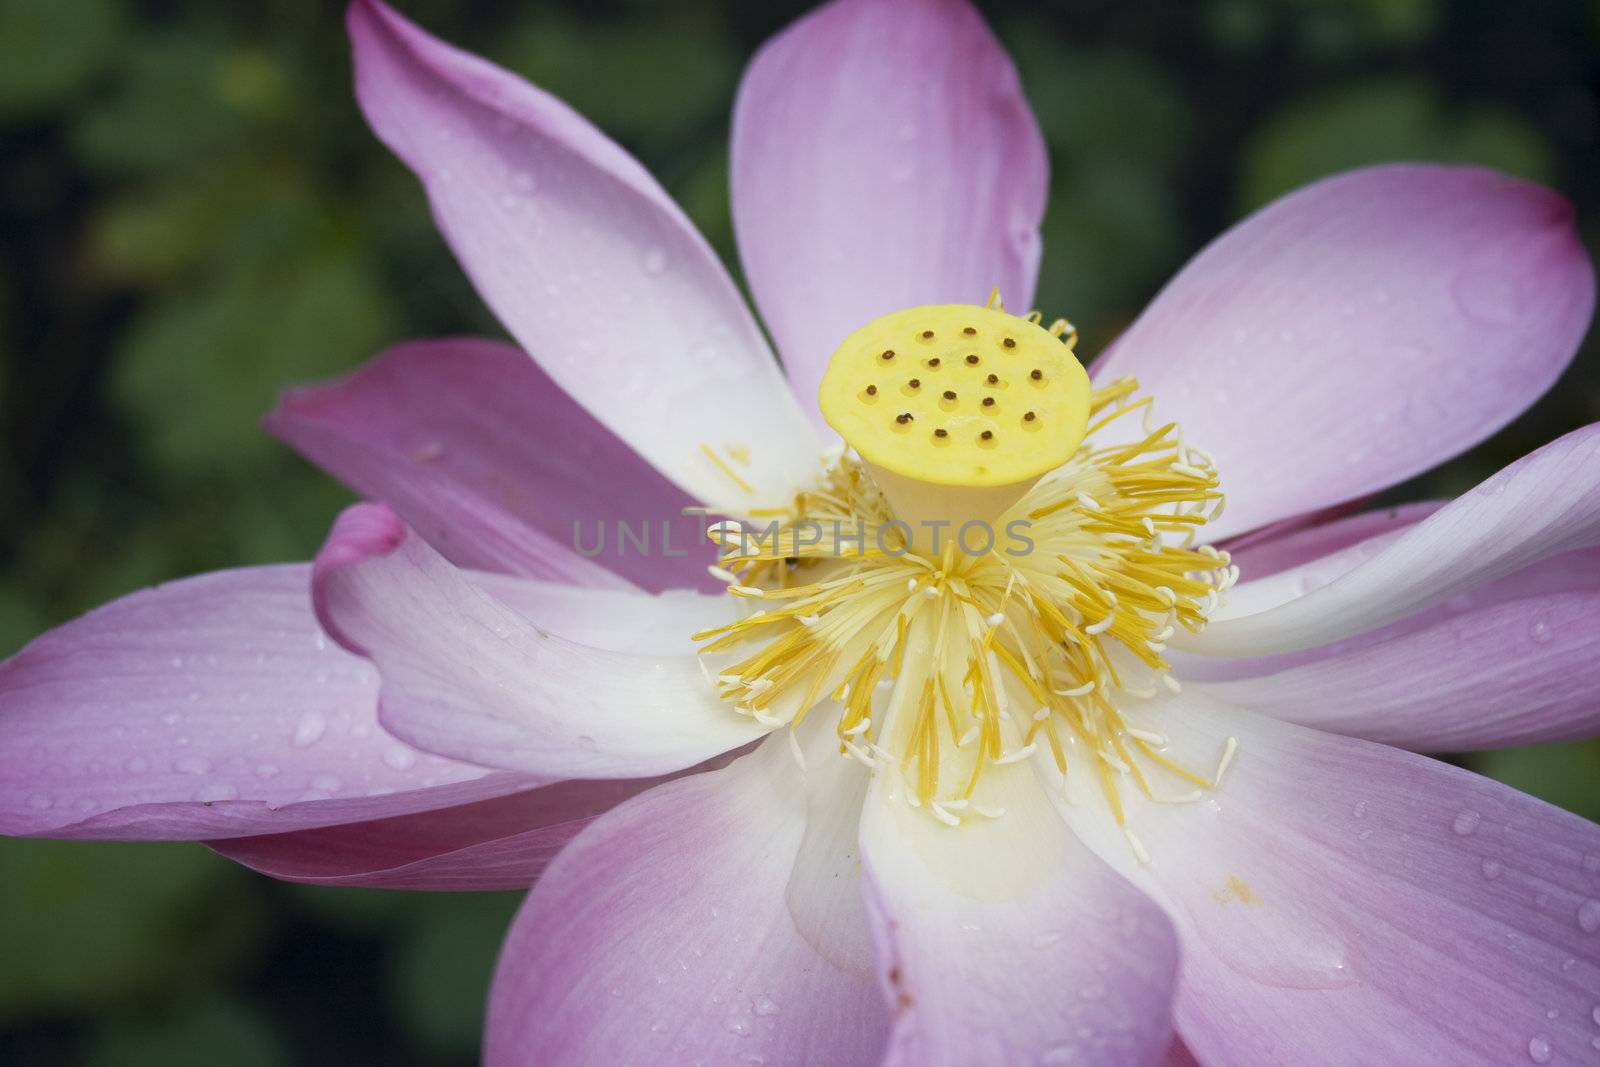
[1,0,1598,1063]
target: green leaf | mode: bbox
[1472,741,1600,824]
[0,0,124,117]
[83,996,293,1067]
[110,244,393,480]
[387,893,522,1053]
[0,840,256,1020]
[1239,79,1554,211]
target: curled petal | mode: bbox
[1186,422,1600,656]
[313,503,765,779]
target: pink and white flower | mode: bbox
[4,1,1599,1064]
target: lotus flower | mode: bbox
[4,0,1600,1063]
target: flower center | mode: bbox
[696,298,1237,849]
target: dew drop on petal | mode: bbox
[1452,810,1481,835]
[1578,899,1600,934]
[292,712,327,748]
[25,792,52,811]
[382,746,418,771]
[1529,616,1553,644]
[174,755,212,776]
[723,1012,752,1036]
[1481,859,1503,880]
[1526,1035,1551,1063]
[751,994,779,1017]
[254,763,280,779]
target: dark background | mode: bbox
[2,0,1597,1063]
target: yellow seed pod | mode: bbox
[818,304,1091,488]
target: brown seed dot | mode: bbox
[1030,369,1043,381]
[896,412,913,424]
[933,428,948,438]
[1003,338,1017,349]
[927,357,941,367]
[942,390,957,400]
[865,384,877,395]
[982,397,995,407]
[908,378,921,388]
[920,330,935,339]
[1024,411,1037,422]
[881,349,895,361]
[962,326,977,336]
[980,430,994,440]
[986,373,999,384]
[965,354,980,365]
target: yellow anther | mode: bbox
[818,304,1091,487]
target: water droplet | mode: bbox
[194,783,238,803]
[1452,810,1481,835]
[254,763,280,779]
[1527,1034,1551,1063]
[1353,800,1368,818]
[292,712,327,748]
[125,756,149,774]
[1578,898,1600,933]
[641,246,668,276]
[382,746,418,771]
[722,1012,752,1037]
[1529,617,1553,644]
[25,792,52,811]
[174,755,212,776]
[409,440,445,463]
[1592,1004,1600,1025]
[751,994,779,1017]
[311,774,343,795]
[160,712,181,727]
[575,735,598,752]
[1481,859,1503,880]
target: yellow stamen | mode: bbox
[697,300,1236,845]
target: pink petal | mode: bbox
[485,730,889,1066]
[1227,501,1445,582]
[313,504,765,779]
[348,0,821,507]
[1051,692,1600,1065]
[0,565,533,840]
[859,771,1178,1066]
[1095,165,1594,540]
[268,338,710,592]
[1187,422,1600,656]
[208,775,667,890]
[731,0,1047,418]
[1204,590,1600,750]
